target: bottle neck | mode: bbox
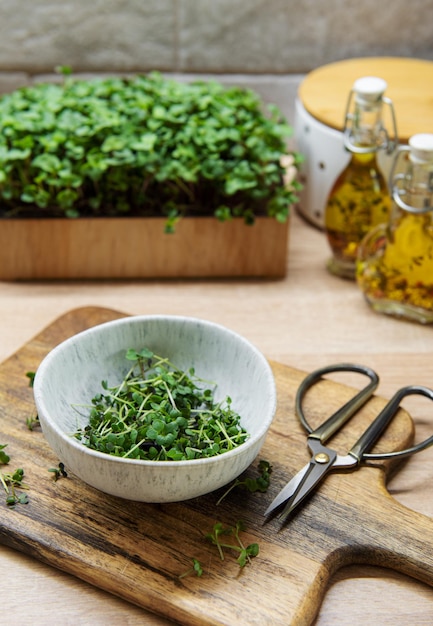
[348,101,384,151]
[343,79,397,156]
[393,159,433,213]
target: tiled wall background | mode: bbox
[0,0,432,125]
[1,0,432,74]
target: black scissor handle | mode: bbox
[296,363,433,462]
[357,385,433,461]
[295,363,379,443]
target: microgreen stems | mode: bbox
[122,438,148,459]
[205,521,259,568]
[73,348,248,461]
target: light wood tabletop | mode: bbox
[1,209,432,625]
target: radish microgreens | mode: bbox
[216,459,272,505]
[26,371,35,387]
[73,348,248,460]
[205,520,259,568]
[179,520,259,578]
[0,446,29,507]
[26,414,40,431]
[179,558,204,579]
[0,444,10,465]
[48,462,68,481]
[0,72,301,229]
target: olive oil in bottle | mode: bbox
[357,133,433,324]
[324,77,397,279]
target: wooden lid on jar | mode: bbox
[298,57,433,142]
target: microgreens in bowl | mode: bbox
[73,347,248,461]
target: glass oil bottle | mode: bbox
[357,133,433,324]
[324,76,397,279]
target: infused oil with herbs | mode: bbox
[357,133,433,323]
[324,76,397,279]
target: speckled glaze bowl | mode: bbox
[33,315,277,502]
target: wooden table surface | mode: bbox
[1,209,433,625]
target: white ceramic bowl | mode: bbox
[33,315,276,502]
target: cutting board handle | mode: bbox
[366,477,433,585]
[319,467,433,587]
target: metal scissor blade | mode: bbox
[264,463,311,517]
[278,456,334,522]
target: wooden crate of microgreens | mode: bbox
[0,72,298,280]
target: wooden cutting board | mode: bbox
[1,306,433,625]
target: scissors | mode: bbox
[265,363,433,524]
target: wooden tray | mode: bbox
[1,306,433,625]
[0,216,288,280]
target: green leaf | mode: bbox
[214,205,232,222]
[131,133,157,151]
[65,208,80,218]
[55,65,73,76]
[26,371,36,387]
[0,444,10,465]
[138,348,154,359]
[101,136,128,153]
[4,148,31,162]
[31,153,62,173]
[247,543,259,557]
[125,348,140,361]
[56,189,79,209]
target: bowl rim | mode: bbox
[33,314,277,468]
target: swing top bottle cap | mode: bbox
[409,133,433,163]
[353,76,387,103]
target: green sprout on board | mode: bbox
[216,459,272,505]
[0,447,29,507]
[205,520,259,568]
[48,462,68,482]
